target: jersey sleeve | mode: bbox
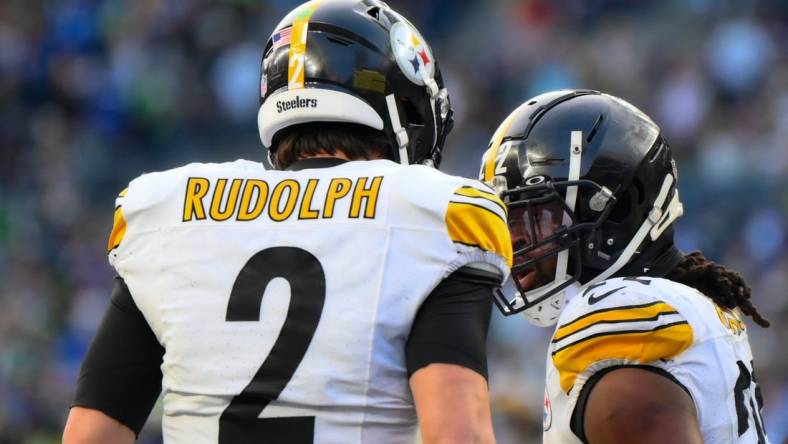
[444,181,513,284]
[72,278,163,436]
[551,279,694,393]
[405,267,494,380]
[106,166,187,270]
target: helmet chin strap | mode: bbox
[386,74,447,167]
[584,172,683,287]
[420,69,440,158]
[521,130,583,327]
[385,94,409,165]
[420,68,444,167]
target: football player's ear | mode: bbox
[583,367,702,444]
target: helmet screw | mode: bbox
[588,242,595,250]
[606,238,614,246]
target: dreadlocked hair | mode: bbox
[665,251,770,328]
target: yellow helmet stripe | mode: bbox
[288,1,322,90]
[552,321,693,392]
[482,102,531,182]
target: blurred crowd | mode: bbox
[1,0,786,442]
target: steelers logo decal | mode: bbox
[543,388,553,431]
[390,21,434,85]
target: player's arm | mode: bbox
[63,407,135,444]
[407,266,499,444]
[410,364,493,444]
[580,366,701,444]
[63,278,164,443]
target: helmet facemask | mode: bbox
[493,175,617,326]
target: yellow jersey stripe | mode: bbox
[453,186,507,215]
[287,1,322,89]
[107,206,127,253]
[446,201,513,267]
[553,301,678,343]
[557,300,663,330]
[449,200,505,223]
[552,321,693,392]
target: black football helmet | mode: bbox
[258,0,453,169]
[480,90,684,326]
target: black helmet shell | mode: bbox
[259,0,453,168]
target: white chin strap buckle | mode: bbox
[422,75,439,99]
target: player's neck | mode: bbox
[300,150,386,162]
[302,151,354,161]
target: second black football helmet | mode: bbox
[480,90,684,326]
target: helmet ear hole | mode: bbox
[608,177,645,223]
[632,177,645,205]
[608,188,632,223]
[399,97,424,125]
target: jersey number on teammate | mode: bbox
[734,360,767,443]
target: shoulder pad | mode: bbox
[445,180,512,269]
[106,164,196,261]
[551,278,693,392]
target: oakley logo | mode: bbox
[587,286,625,305]
[276,96,318,113]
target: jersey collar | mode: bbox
[286,157,349,171]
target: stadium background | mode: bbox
[1,0,787,442]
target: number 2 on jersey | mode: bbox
[219,247,326,444]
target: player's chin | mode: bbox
[515,255,559,291]
[516,269,552,292]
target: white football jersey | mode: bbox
[543,277,769,444]
[107,158,512,443]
